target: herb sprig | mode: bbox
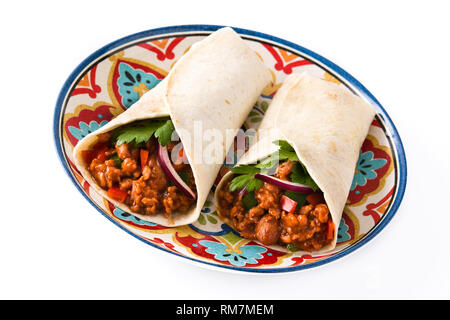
[229,165,262,192]
[229,140,318,193]
[111,118,175,147]
[291,162,319,192]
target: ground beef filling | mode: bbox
[86,134,196,218]
[217,161,333,252]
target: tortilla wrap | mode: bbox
[214,72,375,251]
[73,27,271,226]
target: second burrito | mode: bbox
[214,72,375,252]
[73,27,271,226]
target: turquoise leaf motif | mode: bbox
[113,207,156,226]
[351,151,387,190]
[117,63,161,108]
[337,218,351,243]
[199,240,266,267]
[68,120,108,141]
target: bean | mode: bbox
[255,215,280,246]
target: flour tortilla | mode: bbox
[73,27,271,226]
[214,72,375,251]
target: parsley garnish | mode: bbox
[111,118,175,147]
[242,191,258,210]
[290,163,319,192]
[154,119,175,147]
[229,169,263,192]
[178,170,190,184]
[284,190,307,207]
[109,154,122,168]
[229,140,319,193]
[272,140,300,162]
[286,243,300,252]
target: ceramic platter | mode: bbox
[54,25,407,273]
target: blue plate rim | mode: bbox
[53,24,407,273]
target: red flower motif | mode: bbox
[262,43,312,74]
[142,236,180,253]
[289,253,332,267]
[363,187,394,224]
[71,65,101,98]
[347,136,391,205]
[64,105,116,147]
[138,37,185,61]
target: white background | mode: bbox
[1,0,449,299]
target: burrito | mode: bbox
[214,72,375,252]
[73,27,271,226]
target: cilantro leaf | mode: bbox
[279,150,300,162]
[274,140,318,191]
[178,170,190,184]
[229,174,253,192]
[229,165,262,192]
[228,140,320,194]
[115,125,157,145]
[231,165,260,175]
[273,139,294,152]
[284,190,307,207]
[286,243,300,252]
[154,119,175,146]
[290,163,319,191]
[246,178,263,192]
[113,120,164,146]
[111,118,174,147]
[242,191,258,210]
[273,140,300,162]
[255,154,280,171]
[109,154,122,168]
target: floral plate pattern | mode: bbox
[54,25,407,273]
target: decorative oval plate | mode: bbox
[54,25,407,273]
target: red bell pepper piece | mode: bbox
[96,146,109,162]
[107,187,128,203]
[81,150,96,164]
[327,220,335,240]
[306,192,324,206]
[91,147,108,162]
[140,149,149,167]
[83,143,109,164]
[280,195,297,213]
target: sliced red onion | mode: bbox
[254,173,313,194]
[238,184,248,198]
[157,143,196,200]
